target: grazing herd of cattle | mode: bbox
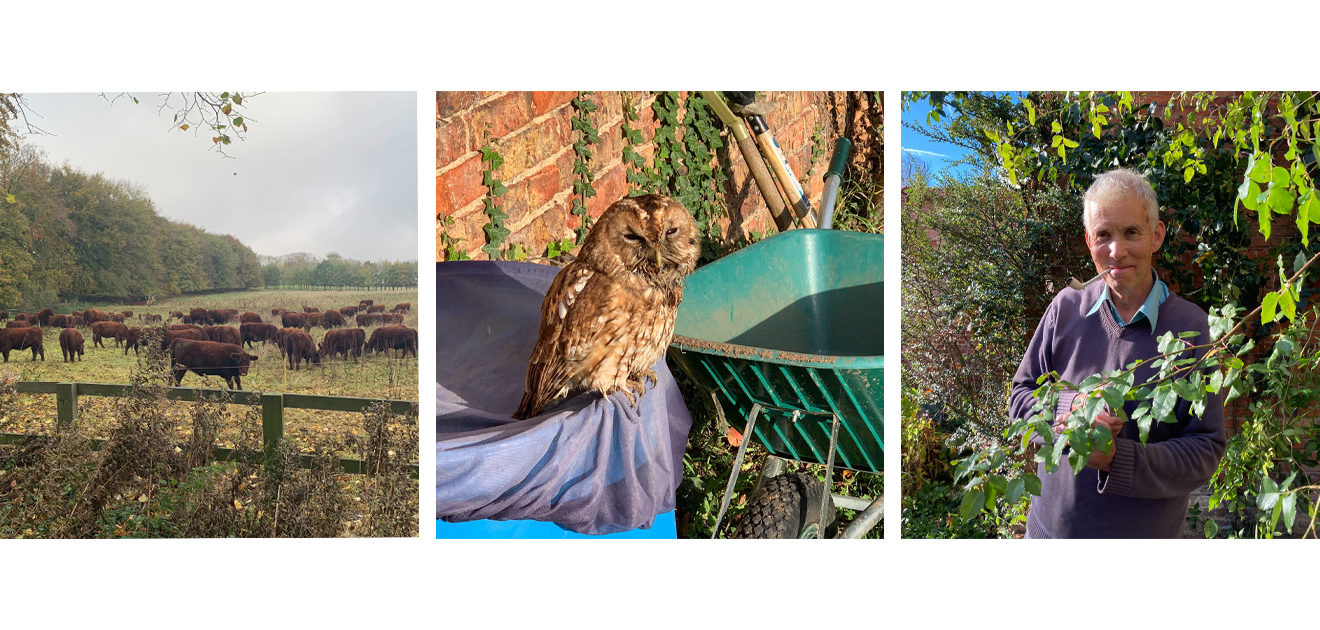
[0,299,416,390]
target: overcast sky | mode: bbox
[18,92,417,262]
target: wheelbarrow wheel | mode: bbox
[732,473,836,539]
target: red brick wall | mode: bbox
[437,91,876,261]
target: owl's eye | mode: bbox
[624,233,644,242]
[665,227,678,236]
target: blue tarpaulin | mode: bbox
[437,261,692,536]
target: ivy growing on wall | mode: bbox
[570,92,600,244]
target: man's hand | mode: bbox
[1053,394,1124,471]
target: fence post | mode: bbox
[56,382,78,429]
[261,393,285,463]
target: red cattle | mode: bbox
[271,308,287,317]
[59,328,85,362]
[239,311,262,324]
[305,312,323,328]
[169,310,184,321]
[355,313,382,327]
[170,339,258,390]
[36,308,55,327]
[320,309,344,328]
[162,327,208,349]
[204,325,242,347]
[91,321,130,348]
[208,308,238,325]
[367,304,385,313]
[390,302,411,313]
[302,306,320,313]
[123,327,146,355]
[186,308,209,325]
[365,325,417,358]
[319,328,363,361]
[338,306,358,318]
[0,327,45,362]
[280,311,308,330]
[280,329,321,370]
[5,321,27,328]
[240,322,280,349]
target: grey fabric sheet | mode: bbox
[437,261,692,535]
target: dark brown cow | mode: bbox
[271,308,287,317]
[91,321,129,348]
[204,325,242,346]
[390,302,411,313]
[281,311,309,330]
[138,313,163,325]
[60,328,85,362]
[109,313,126,323]
[5,321,28,328]
[36,308,55,327]
[320,309,344,328]
[162,327,208,349]
[0,327,45,362]
[83,309,110,323]
[280,329,321,370]
[319,328,363,361]
[169,310,184,321]
[355,313,382,327]
[49,314,72,328]
[239,311,262,324]
[302,306,320,313]
[187,308,209,325]
[170,339,258,390]
[240,322,279,348]
[338,306,358,317]
[0,310,8,321]
[71,315,85,328]
[123,327,144,355]
[121,310,133,318]
[305,312,323,328]
[358,299,374,311]
[382,313,404,326]
[208,308,238,325]
[365,325,417,358]
[366,304,385,313]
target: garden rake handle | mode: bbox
[699,91,794,232]
[747,115,816,229]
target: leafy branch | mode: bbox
[478,139,509,260]
[570,92,600,245]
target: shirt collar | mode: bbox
[1085,270,1169,330]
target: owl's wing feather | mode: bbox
[513,263,607,419]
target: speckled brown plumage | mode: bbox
[513,194,699,419]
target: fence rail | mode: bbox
[1,381,418,476]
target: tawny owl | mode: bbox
[513,194,700,419]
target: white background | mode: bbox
[6,1,1320,627]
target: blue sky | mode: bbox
[900,92,1021,186]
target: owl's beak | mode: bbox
[656,250,664,269]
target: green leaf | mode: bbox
[959,488,986,520]
[1261,291,1278,323]
[1278,289,1296,322]
[1282,493,1297,531]
[1204,519,1218,538]
[1257,477,1279,511]
[1249,153,1271,182]
[1006,478,1025,505]
[1051,120,1062,134]
[1024,474,1042,496]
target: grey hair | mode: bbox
[1082,168,1160,231]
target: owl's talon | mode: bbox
[639,368,658,388]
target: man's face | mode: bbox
[1084,192,1166,302]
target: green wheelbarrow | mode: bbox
[667,228,884,539]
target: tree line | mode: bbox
[259,253,417,290]
[0,144,261,307]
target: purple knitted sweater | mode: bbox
[1009,281,1226,538]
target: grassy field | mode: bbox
[1,288,419,454]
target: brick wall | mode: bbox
[437,91,881,261]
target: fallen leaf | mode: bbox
[233,499,243,510]
[727,427,743,447]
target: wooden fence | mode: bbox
[1,381,418,476]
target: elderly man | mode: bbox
[1008,168,1226,538]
